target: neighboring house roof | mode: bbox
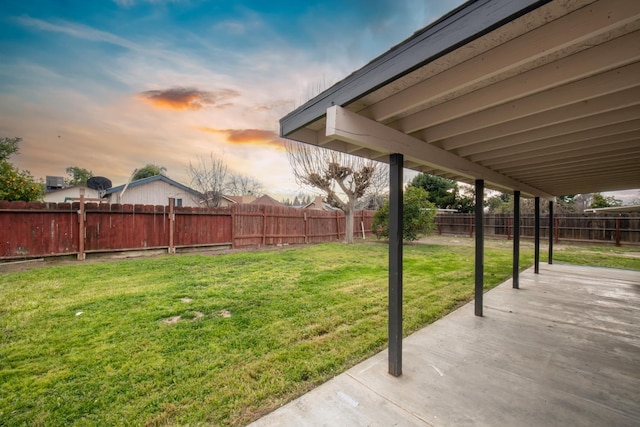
[224,195,257,204]
[45,185,80,194]
[301,196,339,210]
[43,185,103,202]
[250,194,283,207]
[221,195,241,204]
[584,205,640,214]
[225,196,242,204]
[200,193,240,205]
[105,175,202,198]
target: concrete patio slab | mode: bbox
[249,264,640,426]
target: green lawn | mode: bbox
[1,241,637,426]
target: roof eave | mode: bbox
[280,0,552,138]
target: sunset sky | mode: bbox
[0,0,465,199]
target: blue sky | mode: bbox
[0,0,466,197]
[4,1,635,204]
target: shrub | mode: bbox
[372,186,436,241]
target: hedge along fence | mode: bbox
[0,200,376,260]
[435,213,640,246]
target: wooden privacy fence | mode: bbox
[0,200,375,260]
[436,213,640,246]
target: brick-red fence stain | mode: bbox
[0,201,375,259]
[436,213,640,245]
[84,203,171,251]
[0,201,79,257]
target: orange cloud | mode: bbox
[198,127,285,149]
[136,87,239,111]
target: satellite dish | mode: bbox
[87,176,112,191]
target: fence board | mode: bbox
[0,201,78,258]
[3,201,637,261]
[174,207,232,247]
[435,213,640,245]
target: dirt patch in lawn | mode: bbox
[163,316,182,324]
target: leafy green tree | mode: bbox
[0,137,43,201]
[590,193,621,209]
[0,137,20,162]
[486,192,513,213]
[409,173,474,213]
[133,164,166,181]
[453,191,475,213]
[409,174,455,207]
[65,166,93,186]
[372,186,436,242]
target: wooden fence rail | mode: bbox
[436,213,640,246]
[0,200,375,260]
[3,202,638,260]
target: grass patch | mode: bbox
[549,244,640,270]
[1,241,636,425]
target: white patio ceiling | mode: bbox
[280,0,640,200]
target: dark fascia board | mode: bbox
[280,0,552,138]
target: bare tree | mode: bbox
[227,173,264,197]
[285,140,387,243]
[187,153,228,207]
[357,162,389,210]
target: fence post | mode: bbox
[77,189,86,260]
[469,215,474,238]
[168,198,175,254]
[230,205,236,248]
[262,206,267,246]
[304,211,308,244]
[616,217,621,247]
[336,210,341,241]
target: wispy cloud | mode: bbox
[14,16,141,51]
[198,127,284,149]
[136,87,239,111]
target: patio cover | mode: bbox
[280,0,640,199]
[279,0,640,376]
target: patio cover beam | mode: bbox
[325,105,555,200]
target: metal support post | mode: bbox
[513,191,520,289]
[388,153,403,377]
[548,200,554,265]
[534,197,540,274]
[475,179,484,317]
